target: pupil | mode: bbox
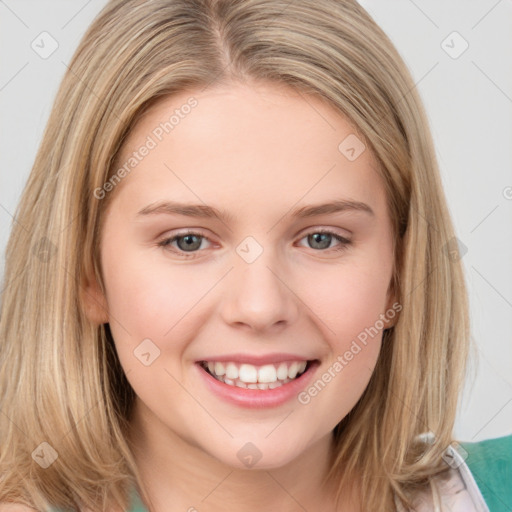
[178,235,201,251]
[310,233,331,250]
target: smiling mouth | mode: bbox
[198,360,315,390]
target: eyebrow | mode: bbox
[136,199,374,222]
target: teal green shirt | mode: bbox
[128,486,148,512]
[460,434,512,512]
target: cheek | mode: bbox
[295,258,392,345]
[292,256,391,415]
[294,264,388,428]
[100,245,204,370]
[103,243,208,330]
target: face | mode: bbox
[86,81,397,470]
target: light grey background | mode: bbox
[1,0,511,442]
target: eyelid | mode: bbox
[158,228,210,240]
[297,225,352,241]
[294,228,352,251]
[157,226,352,257]
[156,228,214,249]
[158,225,352,242]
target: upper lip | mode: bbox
[197,353,316,365]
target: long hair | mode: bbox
[0,0,470,510]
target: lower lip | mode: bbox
[195,361,319,409]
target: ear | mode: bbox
[383,279,400,330]
[81,272,109,325]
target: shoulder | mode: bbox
[459,434,512,512]
[398,435,512,512]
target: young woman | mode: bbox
[0,0,510,511]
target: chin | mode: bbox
[208,436,310,472]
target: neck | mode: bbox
[127,400,359,512]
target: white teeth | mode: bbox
[257,364,277,383]
[225,363,239,380]
[289,361,307,379]
[239,364,258,383]
[214,362,226,376]
[288,362,299,379]
[276,362,288,380]
[203,360,310,388]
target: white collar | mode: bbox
[394,442,489,512]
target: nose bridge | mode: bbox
[235,238,285,304]
[219,236,298,331]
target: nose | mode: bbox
[219,251,300,333]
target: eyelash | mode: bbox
[156,228,351,259]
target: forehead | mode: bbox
[111,81,386,217]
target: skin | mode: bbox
[84,81,397,512]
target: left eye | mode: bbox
[157,229,350,257]
[297,230,351,251]
[158,232,210,254]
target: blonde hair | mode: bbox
[0,0,470,510]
